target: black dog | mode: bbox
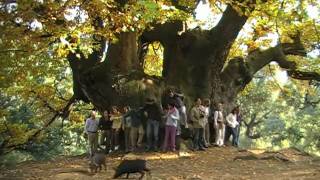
[113,159,150,179]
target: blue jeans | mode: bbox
[236,125,240,146]
[146,120,159,150]
[193,128,205,150]
[226,126,238,147]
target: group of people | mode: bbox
[84,89,242,156]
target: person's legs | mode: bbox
[158,125,165,149]
[113,129,120,150]
[214,125,220,145]
[221,124,225,145]
[88,132,97,156]
[199,128,206,149]
[162,125,170,151]
[209,122,215,144]
[175,135,181,151]
[205,123,210,146]
[146,120,152,150]
[224,126,232,145]
[105,130,112,153]
[130,127,138,151]
[100,131,106,146]
[137,125,144,148]
[193,128,200,150]
[169,126,177,151]
[124,127,131,152]
[93,132,98,153]
[217,125,224,146]
[231,127,238,147]
[217,124,225,146]
[236,125,240,146]
[153,121,159,150]
[202,125,206,145]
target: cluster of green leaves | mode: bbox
[228,0,320,58]
[0,94,91,167]
[238,65,320,155]
[0,0,191,58]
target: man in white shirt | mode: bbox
[85,111,99,156]
[225,108,239,147]
[214,103,225,147]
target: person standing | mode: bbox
[143,98,162,152]
[214,103,225,147]
[162,103,180,152]
[110,106,122,151]
[162,89,182,110]
[225,107,239,147]
[174,91,188,151]
[190,98,206,151]
[235,106,242,146]
[202,99,211,147]
[98,110,113,154]
[122,106,132,153]
[130,108,145,152]
[85,111,99,156]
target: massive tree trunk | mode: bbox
[68,3,317,113]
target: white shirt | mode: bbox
[226,113,239,128]
[214,110,224,125]
[204,106,210,124]
[166,107,180,127]
[85,118,99,133]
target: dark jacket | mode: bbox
[162,95,183,109]
[130,109,142,128]
[98,117,113,130]
[142,103,162,121]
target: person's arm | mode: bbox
[234,115,239,126]
[121,116,125,130]
[170,108,180,120]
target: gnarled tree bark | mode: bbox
[67,1,320,114]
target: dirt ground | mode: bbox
[1,147,320,180]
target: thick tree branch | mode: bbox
[0,49,27,53]
[141,21,183,44]
[210,4,248,47]
[221,33,319,91]
[0,96,76,156]
[30,90,58,113]
[287,70,320,81]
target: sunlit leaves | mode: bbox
[144,42,163,76]
[238,64,320,153]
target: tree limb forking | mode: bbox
[0,95,76,156]
[141,21,183,44]
[210,4,248,47]
[222,32,320,90]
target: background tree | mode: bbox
[238,64,320,154]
